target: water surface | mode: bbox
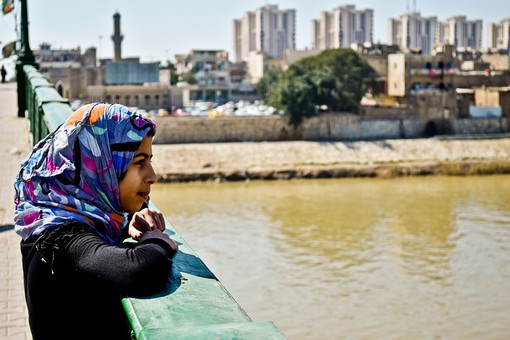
[151,176,510,339]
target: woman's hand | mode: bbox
[128,208,166,239]
[140,230,179,253]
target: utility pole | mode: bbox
[16,0,37,117]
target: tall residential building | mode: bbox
[437,16,483,51]
[388,12,437,55]
[311,5,373,51]
[488,18,510,50]
[232,4,296,62]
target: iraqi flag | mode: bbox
[2,0,14,15]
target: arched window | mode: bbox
[55,81,65,97]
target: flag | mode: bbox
[2,0,14,15]
[2,41,16,58]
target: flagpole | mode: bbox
[16,0,36,117]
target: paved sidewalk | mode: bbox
[0,82,32,339]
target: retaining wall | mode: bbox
[152,113,510,144]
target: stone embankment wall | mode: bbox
[152,137,510,182]
[152,113,510,144]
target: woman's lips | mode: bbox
[137,191,150,199]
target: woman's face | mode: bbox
[119,136,157,213]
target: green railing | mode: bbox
[21,65,286,339]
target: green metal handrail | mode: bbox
[20,65,286,339]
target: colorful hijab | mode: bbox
[14,103,156,245]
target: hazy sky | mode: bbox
[1,0,508,69]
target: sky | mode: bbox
[1,0,509,71]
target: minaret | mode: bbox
[111,12,124,62]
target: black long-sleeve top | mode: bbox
[21,221,176,340]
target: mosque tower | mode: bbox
[111,12,124,62]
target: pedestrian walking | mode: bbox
[1,65,7,83]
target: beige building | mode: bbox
[474,87,510,116]
[282,49,321,70]
[87,84,183,110]
[437,16,483,51]
[487,18,510,50]
[233,4,296,62]
[244,48,320,84]
[245,51,283,84]
[311,5,373,51]
[387,45,457,97]
[388,12,437,55]
[481,53,510,71]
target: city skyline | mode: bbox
[0,0,508,68]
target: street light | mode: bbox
[16,0,37,117]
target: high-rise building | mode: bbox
[232,4,296,62]
[388,12,437,55]
[487,18,510,50]
[311,5,373,51]
[437,16,483,51]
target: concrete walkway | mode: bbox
[0,82,32,339]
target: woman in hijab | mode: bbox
[14,103,178,339]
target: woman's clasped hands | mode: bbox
[128,208,178,252]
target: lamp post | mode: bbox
[16,0,37,117]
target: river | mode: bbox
[150,175,510,339]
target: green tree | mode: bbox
[255,67,282,99]
[266,48,374,126]
[160,60,179,85]
[266,65,317,126]
[182,71,197,85]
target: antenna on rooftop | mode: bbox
[413,0,417,13]
[406,0,409,13]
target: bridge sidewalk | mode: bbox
[0,82,32,339]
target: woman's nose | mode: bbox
[146,164,157,184]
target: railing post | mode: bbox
[16,0,37,117]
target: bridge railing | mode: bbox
[21,65,285,339]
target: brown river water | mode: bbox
[151,175,510,339]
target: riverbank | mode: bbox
[152,137,510,182]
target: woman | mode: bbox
[14,103,178,339]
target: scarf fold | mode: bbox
[14,103,156,245]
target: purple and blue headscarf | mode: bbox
[14,103,156,244]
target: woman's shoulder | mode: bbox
[34,221,95,254]
[43,221,94,242]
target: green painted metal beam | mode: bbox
[136,322,286,340]
[122,202,287,338]
[42,102,73,132]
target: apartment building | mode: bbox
[437,16,483,51]
[311,5,373,50]
[233,4,296,62]
[388,12,437,55]
[488,18,510,50]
